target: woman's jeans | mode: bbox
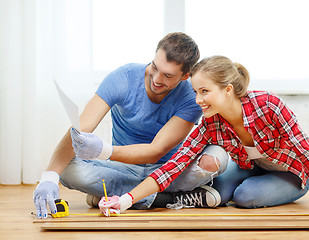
[60,145,229,209]
[212,159,309,208]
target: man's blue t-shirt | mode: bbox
[96,63,202,163]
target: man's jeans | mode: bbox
[212,159,309,208]
[60,146,228,209]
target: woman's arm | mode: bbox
[268,93,309,157]
[130,177,160,204]
[98,122,210,215]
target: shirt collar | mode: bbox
[240,93,255,127]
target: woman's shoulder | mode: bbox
[244,90,282,106]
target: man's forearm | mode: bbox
[110,144,166,164]
[109,116,194,165]
[46,129,75,175]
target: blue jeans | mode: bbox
[60,146,229,209]
[212,159,309,208]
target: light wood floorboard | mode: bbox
[1,184,309,239]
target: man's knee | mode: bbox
[198,145,229,174]
[60,159,90,188]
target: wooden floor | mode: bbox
[1,184,309,240]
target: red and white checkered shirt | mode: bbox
[150,91,309,191]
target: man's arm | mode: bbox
[49,94,195,170]
[110,116,195,164]
[46,94,111,174]
[34,94,110,218]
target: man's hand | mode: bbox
[70,128,113,160]
[33,171,59,218]
[98,193,134,216]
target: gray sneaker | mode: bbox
[86,194,101,208]
[167,185,221,209]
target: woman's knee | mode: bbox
[198,145,229,174]
[198,154,219,172]
[233,185,262,208]
[233,172,308,208]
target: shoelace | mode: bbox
[166,192,204,210]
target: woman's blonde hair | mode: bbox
[191,56,250,97]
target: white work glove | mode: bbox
[98,193,134,217]
[33,171,59,218]
[70,128,113,160]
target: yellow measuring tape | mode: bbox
[50,199,309,218]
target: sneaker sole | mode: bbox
[86,194,100,208]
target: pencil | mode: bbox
[102,179,110,215]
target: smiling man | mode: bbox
[147,48,190,101]
[33,32,205,218]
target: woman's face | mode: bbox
[191,72,228,118]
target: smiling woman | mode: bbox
[97,55,309,214]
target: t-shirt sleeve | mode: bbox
[95,66,128,108]
[175,99,202,124]
[173,84,202,124]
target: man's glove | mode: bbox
[33,171,59,218]
[98,193,134,216]
[70,128,113,160]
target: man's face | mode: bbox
[147,49,188,97]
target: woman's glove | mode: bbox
[98,193,134,216]
[70,128,113,160]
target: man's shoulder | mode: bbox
[120,63,148,73]
[101,63,147,86]
[112,63,148,85]
[170,79,195,100]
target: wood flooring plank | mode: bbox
[40,218,309,230]
[36,211,309,230]
[2,184,309,239]
[34,215,309,223]
[33,189,309,231]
